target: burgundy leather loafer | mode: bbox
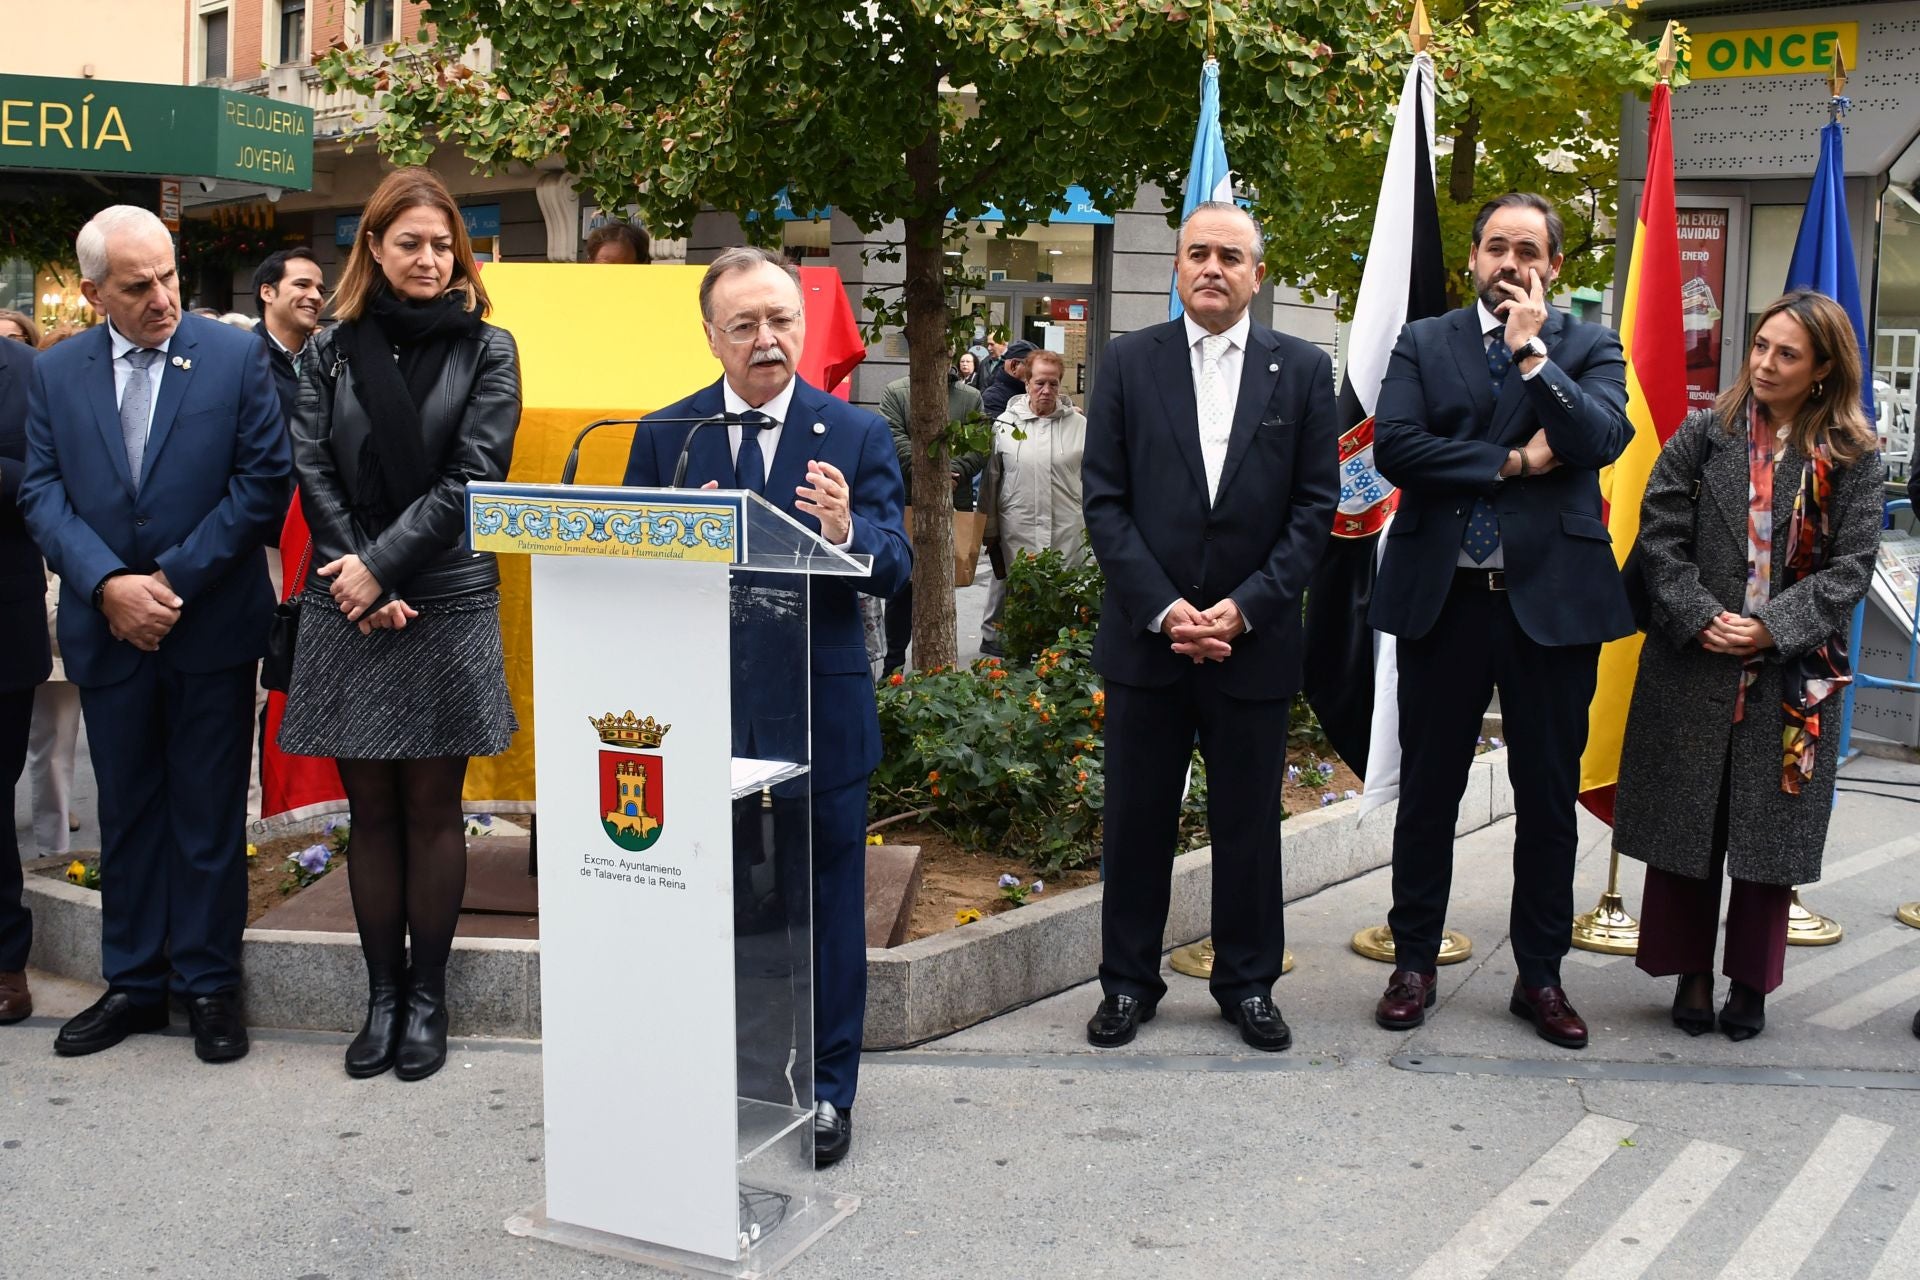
[0,970,31,1025]
[1509,982,1588,1049]
[1375,969,1438,1030]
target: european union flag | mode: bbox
[1785,119,1875,420]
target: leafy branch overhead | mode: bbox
[322,0,1658,670]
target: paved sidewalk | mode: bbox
[5,754,1918,1279]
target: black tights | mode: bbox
[337,756,471,975]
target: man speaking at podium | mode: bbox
[623,247,910,1167]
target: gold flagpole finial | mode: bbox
[1206,4,1218,60]
[1410,0,1433,54]
[1827,46,1848,99]
[1654,21,1678,83]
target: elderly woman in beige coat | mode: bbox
[980,349,1088,644]
[1615,290,1883,1043]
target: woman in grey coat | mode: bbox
[1615,290,1883,1042]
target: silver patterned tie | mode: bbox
[120,347,162,490]
[1197,333,1231,504]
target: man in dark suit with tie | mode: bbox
[1081,201,1339,1052]
[1,333,47,1026]
[623,246,910,1166]
[19,206,289,1062]
[1369,192,1633,1048]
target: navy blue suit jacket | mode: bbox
[19,314,291,687]
[1369,305,1635,646]
[0,338,50,692]
[1081,319,1340,700]
[621,375,911,793]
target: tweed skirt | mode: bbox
[277,588,518,760]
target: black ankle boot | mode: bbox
[395,963,449,1081]
[345,962,406,1078]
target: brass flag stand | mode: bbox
[1897,902,1920,930]
[1571,850,1640,955]
[1170,940,1294,979]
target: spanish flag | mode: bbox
[1578,78,1688,823]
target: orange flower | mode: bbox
[1077,770,1089,781]
[930,783,942,797]
[927,769,941,782]
[990,669,1006,680]
[1092,689,1106,704]
[888,672,904,686]
[1040,711,1051,723]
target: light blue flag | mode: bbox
[1784,120,1875,419]
[1171,58,1235,321]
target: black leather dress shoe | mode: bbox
[814,1100,852,1168]
[54,991,169,1057]
[1085,994,1155,1048]
[1222,995,1292,1052]
[186,993,249,1063]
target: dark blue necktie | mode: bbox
[735,410,773,496]
[1462,327,1510,564]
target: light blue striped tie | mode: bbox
[120,347,162,491]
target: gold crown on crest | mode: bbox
[589,710,671,748]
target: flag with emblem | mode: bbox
[1303,44,1446,780]
[1575,73,1688,823]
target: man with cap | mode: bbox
[981,338,1034,421]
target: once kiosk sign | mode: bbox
[1690,23,1858,81]
[0,73,314,190]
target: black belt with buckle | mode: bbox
[1455,567,1507,591]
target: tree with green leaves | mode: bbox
[325,0,1658,668]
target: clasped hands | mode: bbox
[1166,598,1244,664]
[101,571,182,652]
[1699,611,1774,658]
[318,553,418,636]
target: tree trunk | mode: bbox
[903,126,958,671]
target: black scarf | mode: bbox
[335,284,484,525]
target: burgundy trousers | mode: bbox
[1633,752,1792,993]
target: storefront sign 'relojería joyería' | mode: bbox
[0,73,314,191]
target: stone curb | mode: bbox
[25,751,1516,1044]
[860,748,1514,1049]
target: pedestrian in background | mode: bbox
[981,337,1033,421]
[19,205,289,1063]
[878,356,984,673]
[1615,289,1882,1042]
[0,309,40,346]
[980,348,1088,646]
[26,567,81,857]
[279,167,522,1083]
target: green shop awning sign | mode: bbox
[0,73,314,192]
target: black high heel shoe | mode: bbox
[1719,980,1766,1042]
[1671,973,1715,1037]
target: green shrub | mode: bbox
[998,538,1102,664]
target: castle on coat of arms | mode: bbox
[605,758,660,843]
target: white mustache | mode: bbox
[749,348,789,367]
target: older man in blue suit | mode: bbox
[624,246,910,1167]
[20,206,288,1062]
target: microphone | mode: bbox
[558,414,733,486]
[671,412,737,488]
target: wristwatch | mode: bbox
[1516,336,1549,363]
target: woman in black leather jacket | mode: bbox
[279,167,521,1081]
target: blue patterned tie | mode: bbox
[735,410,773,496]
[1461,327,1510,564]
[120,347,162,492]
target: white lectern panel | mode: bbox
[531,553,740,1259]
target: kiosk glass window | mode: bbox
[955,220,1099,398]
[781,218,830,261]
[1745,205,1804,344]
[1875,137,1920,477]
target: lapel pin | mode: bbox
[1268,362,1279,373]
[812,422,826,435]
[170,355,192,370]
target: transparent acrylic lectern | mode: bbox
[467,481,868,1276]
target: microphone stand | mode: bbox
[557,414,733,486]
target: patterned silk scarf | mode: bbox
[1732,400,1851,794]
